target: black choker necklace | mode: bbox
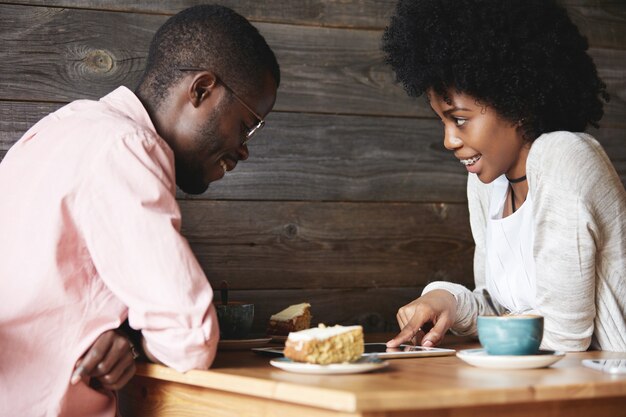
[507,175,527,213]
[507,174,527,183]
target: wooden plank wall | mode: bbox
[1,1,624,334]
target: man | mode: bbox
[0,4,279,416]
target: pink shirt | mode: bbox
[0,87,219,416]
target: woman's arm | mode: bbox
[527,132,618,351]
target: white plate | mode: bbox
[218,337,272,350]
[457,348,565,369]
[270,357,388,374]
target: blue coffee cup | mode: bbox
[477,315,544,355]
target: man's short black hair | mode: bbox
[382,0,609,141]
[138,4,280,107]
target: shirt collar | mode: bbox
[99,86,158,135]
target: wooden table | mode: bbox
[119,336,626,417]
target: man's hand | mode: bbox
[386,290,457,348]
[71,329,138,390]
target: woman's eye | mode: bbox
[454,118,467,127]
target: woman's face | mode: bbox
[428,89,529,184]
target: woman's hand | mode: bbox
[386,289,457,348]
[71,329,138,390]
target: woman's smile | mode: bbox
[429,89,528,184]
[459,154,482,166]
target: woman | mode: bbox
[382,0,626,351]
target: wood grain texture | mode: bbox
[0,5,153,103]
[182,200,472,332]
[188,114,468,202]
[0,0,398,29]
[0,101,63,149]
[1,4,625,121]
[120,375,360,417]
[216,287,425,334]
[120,376,626,417]
[119,350,626,416]
[2,0,625,46]
[2,104,624,199]
[179,200,474,289]
[0,4,415,116]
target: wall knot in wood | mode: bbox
[283,223,299,239]
[83,49,114,73]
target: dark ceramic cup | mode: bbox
[216,302,254,340]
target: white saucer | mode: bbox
[270,357,388,375]
[218,337,272,350]
[457,348,565,369]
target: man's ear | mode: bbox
[187,71,219,108]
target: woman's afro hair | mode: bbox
[382,0,609,141]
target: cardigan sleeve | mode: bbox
[525,132,619,351]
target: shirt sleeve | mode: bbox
[75,130,218,372]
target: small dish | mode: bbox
[270,357,388,375]
[218,337,272,351]
[457,348,565,369]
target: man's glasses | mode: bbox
[179,68,265,145]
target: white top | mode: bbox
[485,175,536,313]
[423,131,626,352]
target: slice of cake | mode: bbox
[283,324,364,365]
[267,302,312,336]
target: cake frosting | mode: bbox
[286,324,361,341]
[270,303,310,321]
[267,302,311,336]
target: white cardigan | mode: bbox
[424,131,626,352]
